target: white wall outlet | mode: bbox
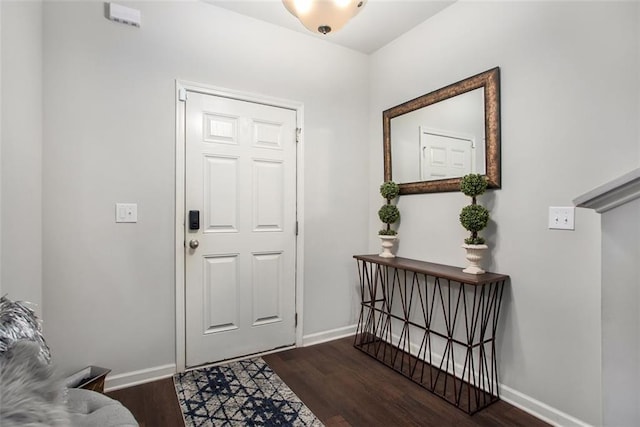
[548,206,575,230]
[116,203,138,223]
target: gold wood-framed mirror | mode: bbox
[383,67,501,194]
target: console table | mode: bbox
[353,254,509,414]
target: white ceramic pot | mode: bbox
[379,235,398,258]
[462,244,488,274]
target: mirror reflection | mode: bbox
[383,67,501,194]
[390,88,485,183]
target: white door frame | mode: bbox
[174,80,305,372]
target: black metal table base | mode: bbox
[353,255,507,415]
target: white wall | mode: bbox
[0,1,43,312]
[41,1,369,376]
[369,2,639,425]
[601,197,640,427]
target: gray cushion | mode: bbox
[67,388,138,427]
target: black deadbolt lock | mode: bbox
[189,210,200,230]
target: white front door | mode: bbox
[420,127,473,180]
[184,91,297,368]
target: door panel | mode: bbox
[204,155,239,232]
[253,159,284,231]
[185,92,297,367]
[252,251,283,325]
[254,120,284,149]
[203,254,239,334]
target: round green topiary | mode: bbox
[459,174,490,245]
[460,174,487,198]
[379,204,400,224]
[460,204,489,233]
[380,181,400,200]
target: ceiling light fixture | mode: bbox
[282,0,367,35]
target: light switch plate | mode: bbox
[548,206,574,230]
[116,203,137,223]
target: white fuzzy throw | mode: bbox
[0,296,51,363]
[0,341,71,427]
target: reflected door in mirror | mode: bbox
[391,88,485,183]
[420,128,476,180]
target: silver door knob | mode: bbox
[189,239,199,249]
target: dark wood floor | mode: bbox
[107,377,184,427]
[107,337,549,427]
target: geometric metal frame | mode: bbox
[353,255,508,414]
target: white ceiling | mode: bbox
[203,1,455,54]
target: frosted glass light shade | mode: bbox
[282,0,367,35]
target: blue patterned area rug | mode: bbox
[174,358,324,427]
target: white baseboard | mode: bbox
[302,324,357,347]
[500,384,592,427]
[103,324,359,392]
[104,363,176,392]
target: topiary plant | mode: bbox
[459,174,489,245]
[378,181,400,235]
